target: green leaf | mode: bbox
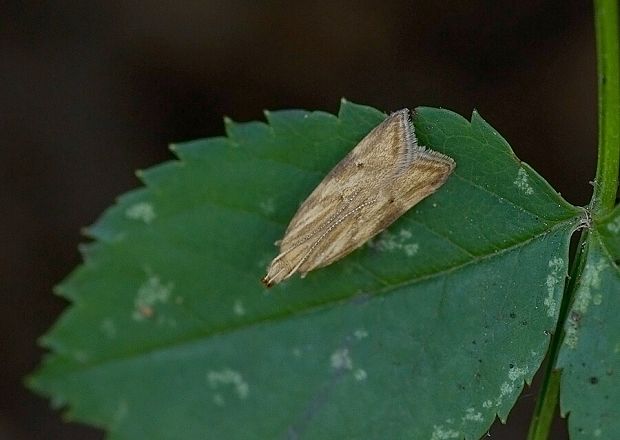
[29,101,582,439]
[558,205,620,439]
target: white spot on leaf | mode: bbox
[462,407,483,423]
[259,198,275,215]
[233,299,246,316]
[564,258,608,348]
[399,229,412,239]
[495,382,514,407]
[544,257,564,317]
[207,369,249,400]
[353,369,367,381]
[508,365,527,381]
[495,364,528,407]
[329,348,368,382]
[353,328,369,340]
[213,393,225,407]
[330,348,353,371]
[431,425,460,440]
[125,202,156,224]
[403,243,419,256]
[369,228,419,257]
[132,274,174,321]
[514,168,534,195]
[593,293,603,305]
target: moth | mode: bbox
[262,108,455,287]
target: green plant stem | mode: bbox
[591,0,620,216]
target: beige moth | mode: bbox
[262,108,455,287]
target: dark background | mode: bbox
[1,1,597,438]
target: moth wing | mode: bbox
[296,198,391,272]
[336,108,418,177]
[392,148,455,208]
[280,109,414,246]
[299,150,455,272]
[278,183,348,250]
